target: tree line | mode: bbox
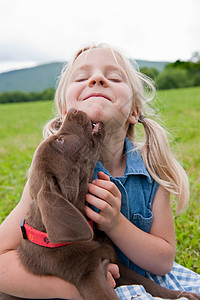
[141,52,200,90]
[0,53,199,104]
[0,88,55,104]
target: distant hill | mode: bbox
[0,60,169,93]
[135,59,169,71]
[0,62,64,93]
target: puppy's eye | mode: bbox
[56,137,64,144]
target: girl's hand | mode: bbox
[85,171,122,233]
[107,263,120,288]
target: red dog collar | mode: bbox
[20,219,70,247]
[20,219,94,248]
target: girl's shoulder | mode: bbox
[124,138,154,183]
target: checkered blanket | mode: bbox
[115,262,200,300]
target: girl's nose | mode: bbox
[88,74,108,87]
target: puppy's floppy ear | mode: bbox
[37,177,93,244]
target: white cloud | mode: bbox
[0,0,199,72]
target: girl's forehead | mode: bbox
[72,48,125,70]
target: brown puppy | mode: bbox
[0,109,199,300]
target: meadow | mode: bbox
[0,86,200,273]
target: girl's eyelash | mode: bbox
[75,77,88,82]
[107,72,122,82]
[108,77,121,82]
[76,78,121,83]
[74,73,122,83]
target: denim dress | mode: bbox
[93,137,159,277]
[93,138,200,298]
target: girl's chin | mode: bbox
[75,104,108,123]
[85,110,106,123]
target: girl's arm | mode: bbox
[0,181,82,299]
[85,172,176,276]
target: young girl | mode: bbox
[0,43,199,299]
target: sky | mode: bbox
[0,0,199,73]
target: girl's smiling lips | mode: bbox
[83,93,111,102]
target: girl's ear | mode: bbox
[128,107,139,125]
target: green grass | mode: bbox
[0,87,200,273]
[155,87,200,273]
[0,101,55,221]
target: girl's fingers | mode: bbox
[85,171,122,231]
[91,172,120,199]
[87,183,120,209]
[107,263,120,279]
[86,193,111,213]
[107,263,120,288]
[84,205,102,224]
[97,171,110,181]
[89,180,120,200]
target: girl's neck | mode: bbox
[99,129,127,177]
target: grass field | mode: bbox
[0,87,200,273]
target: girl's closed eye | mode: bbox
[74,74,89,82]
[108,76,122,82]
[107,74,122,82]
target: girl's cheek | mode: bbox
[65,86,81,105]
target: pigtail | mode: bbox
[43,117,63,139]
[139,117,189,214]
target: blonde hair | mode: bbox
[43,43,189,214]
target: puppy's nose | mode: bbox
[68,107,78,114]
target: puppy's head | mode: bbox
[29,109,104,209]
[56,107,105,164]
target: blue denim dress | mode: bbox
[93,137,159,276]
